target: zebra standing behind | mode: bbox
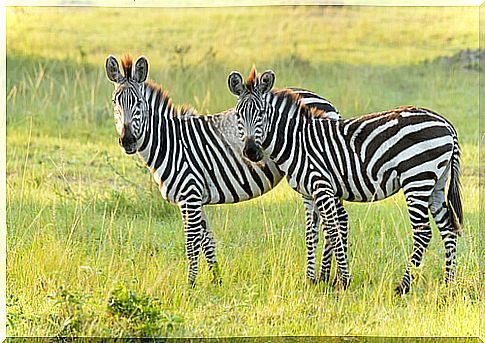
[227,66,463,294]
[105,55,341,286]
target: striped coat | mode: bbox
[105,55,340,285]
[228,67,463,293]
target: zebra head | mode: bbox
[105,54,149,155]
[227,65,275,163]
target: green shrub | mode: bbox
[107,283,183,337]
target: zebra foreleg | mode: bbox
[180,202,204,287]
[336,200,349,259]
[200,209,221,285]
[319,230,333,283]
[321,199,348,285]
[302,196,319,283]
[315,189,350,289]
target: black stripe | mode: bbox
[396,144,452,176]
[152,97,170,169]
[183,119,228,203]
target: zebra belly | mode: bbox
[198,157,284,205]
[336,167,402,203]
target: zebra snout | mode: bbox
[120,125,137,154]
[243,138,263,162]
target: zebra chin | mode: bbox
[118,137,137,155]
[123,146,137,155]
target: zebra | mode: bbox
[227,66,463,294]
[105,55,341,286]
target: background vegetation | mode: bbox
[6,5,482,337]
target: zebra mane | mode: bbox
[245,65,258,91]
[121,54,133,80]
[144,80,198,117]
[354,106,418,122]
[271,88,333,119]
[347,105,431,128]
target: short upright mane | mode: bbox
[121,54,134,80]
[354,106,418,122]
[144,79,197,117]
[272,88,331,119]
[245,65,257,91]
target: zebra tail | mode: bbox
[447,134,464,235]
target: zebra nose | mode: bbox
[120,123,131,138]
[120,124,137,154]
[243,138,263,162]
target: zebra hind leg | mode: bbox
[429,185,458,285]
[200,209,222,285]
[396,192,433,295]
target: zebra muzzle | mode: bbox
[119,126,137,154]
[243,138,263,162]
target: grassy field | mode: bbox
[6,6,483,338]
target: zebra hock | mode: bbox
[105,54,341,286]
[227,66,463,294]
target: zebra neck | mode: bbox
[264,100,307,172]
[136,83,180,168]
[143,83,176,119]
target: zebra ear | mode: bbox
[227,71,245,96]
[258,70,275,94]
[133,56,149,83]
[105,55,125,84]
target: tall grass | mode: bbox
[5,5,482,337]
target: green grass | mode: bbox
[6,5,482,338]
[6,6,477,67]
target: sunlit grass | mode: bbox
[6,5,482,338]
[6,6,478,67]
[6,67,481,336]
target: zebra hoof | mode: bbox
[334,274,350,290]
[394,284,410,296]
[443,276,455,285]
[212,276,222,286]
[330,276,339,288]
[305,276,318,286]
[339,279,350,290]
[319,272,331,284]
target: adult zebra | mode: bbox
[105,55,341,286]
[227,67,463,294]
